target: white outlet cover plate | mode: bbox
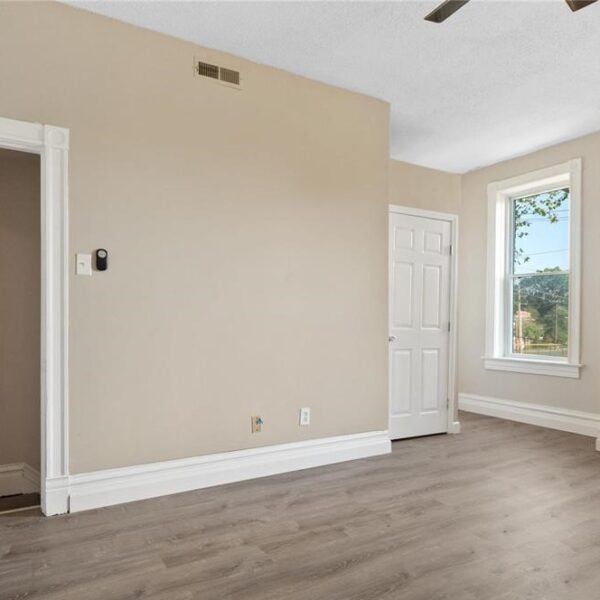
[299,408,311,426]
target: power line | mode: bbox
[520,248,568,256]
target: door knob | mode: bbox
[389,336,396,342]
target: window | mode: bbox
[484,160,582,378]
[511,188,570,358]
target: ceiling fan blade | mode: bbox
[424,0,471,23]
[565,0,598,11]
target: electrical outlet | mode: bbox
[251,416,263,433]
[299,407,311,426]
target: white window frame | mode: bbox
[484,159,582,379]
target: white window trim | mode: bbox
[484,159,582,379]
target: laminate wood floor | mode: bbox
[0,493,40,515]
[2,412,600,600]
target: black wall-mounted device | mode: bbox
[96,248,108,271]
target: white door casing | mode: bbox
[0,116,69,515]
[389,207,457,439]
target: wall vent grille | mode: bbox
[196,60,241,89]
[197,61,219,80]
[219,67,240,86]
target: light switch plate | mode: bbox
[76,253,92,276]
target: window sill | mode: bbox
[483,356,582,379]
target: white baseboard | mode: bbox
[459,393,600,441]
[448,421,461,434]
[0,463,40,497]
[62,431,390,513]
[44,476,70,516]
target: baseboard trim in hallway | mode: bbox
[64,430,391,513]
[459,393,600,447]
[0,463,40,497]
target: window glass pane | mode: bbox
[512,273,569,358]
[512,188,569,275]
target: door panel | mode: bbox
[424,231,443,254]
[422,264,442,328]
[421,349,440,411]
[394,226,415,250]
[392,262,414,328]
[389,212,451,439]
[390,349,412,416]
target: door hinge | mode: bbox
[447,321,451,332]
[449,244,453,256]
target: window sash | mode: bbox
[506,275,570,362]
[508,189,570,279]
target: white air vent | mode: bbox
[195,59,241,89]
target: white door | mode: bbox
[389,210,451,440]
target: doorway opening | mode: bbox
[0,116,70,517]
[0,148,41,514]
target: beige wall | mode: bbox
[3,2,593,480]
[0,2,390,473]
[0,149,40,471]
[459,131,600,415]
[389,160,461,214]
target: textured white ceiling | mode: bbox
[67,1,600,173]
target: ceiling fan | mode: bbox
[425,0,598,23]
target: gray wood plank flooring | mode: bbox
[2,412,600,599]
[0,493,40,514]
